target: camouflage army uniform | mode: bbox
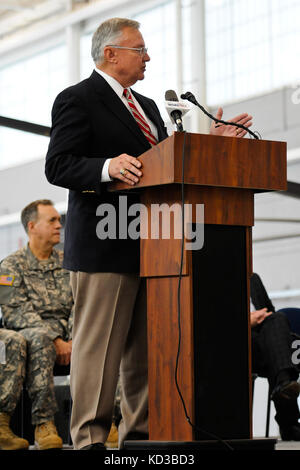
[0,245,73,425]
[0,329,27,415]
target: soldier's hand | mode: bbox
[250,308,272,327]
[54,337,72,365]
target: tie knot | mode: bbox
[123,88,129,99]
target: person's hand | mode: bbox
[108,154,142,185]
[209,107,253,138]
[250,308,272,327]
[54,337,72,365]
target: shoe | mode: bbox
[81,443,106,450]
[271,380,300,400]
[280,423,300,441]
[105,423,118,449]
[34,421,63,450]
[0,412,29,450]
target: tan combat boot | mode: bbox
[34,420,63,450]
[0,412,29,450]
[105,422,119,449]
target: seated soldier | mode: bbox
[0,199,73,450]
[251,272,300,441]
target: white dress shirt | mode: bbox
[94,67,158,182]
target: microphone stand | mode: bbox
[181,92,259,140]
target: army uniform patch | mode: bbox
[0,275,14,286]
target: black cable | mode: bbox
[175,131,234,452]
[181,92,260,140]
[175,131,191,421]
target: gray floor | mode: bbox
[276,440,300,450]
[27,440,300,451]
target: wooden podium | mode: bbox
[109,132,287,448]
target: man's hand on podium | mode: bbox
[210,107,253,138]
[109,153,143,185]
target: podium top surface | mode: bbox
[108,132,287,193]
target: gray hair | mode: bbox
[21,199,53,233]
[91,17,140,65]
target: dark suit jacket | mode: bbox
[45,70,168,272]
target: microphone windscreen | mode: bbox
[165,90,179,102]
[181,91,196,103]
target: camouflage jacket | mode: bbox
[0,245,73,340]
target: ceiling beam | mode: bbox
[284,181,300,199]
[0,0,67,38]
[0,115,50,136]
[0,0,158,56]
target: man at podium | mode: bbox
[45,17,253,450]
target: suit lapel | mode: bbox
[89,71,151,149]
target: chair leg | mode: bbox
[251,374,258,402]
[265,387,271,438]
[68,396,73,445]
[20,389,24,438]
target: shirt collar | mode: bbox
[94,67,128,100]
[25,243,59,270]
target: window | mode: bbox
[0,45,67,169]
[132,1,177,121]
[0,222,25,261]
[80,32,93,80]
[205,0,300,106]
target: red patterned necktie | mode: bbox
[123,88,157,146]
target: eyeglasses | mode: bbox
[106,45,148,56]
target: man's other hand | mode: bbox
[210,107,253,138]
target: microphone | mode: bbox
[165,90,190,132]
[181,91,259,140]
